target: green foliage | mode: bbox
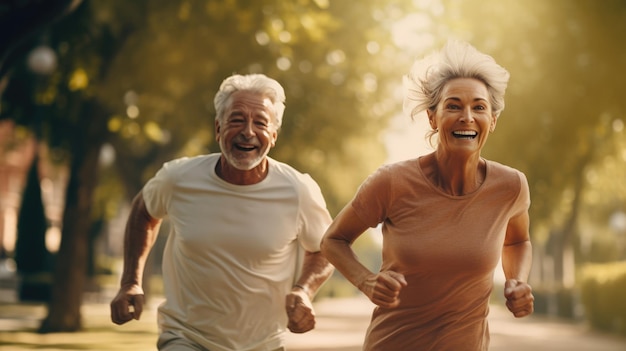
[531,285,578,319]
[45,1,416,214]
[4,1,625,246]
[2,0,418,217]
[93,0,412,213]
[442,0,626,248]
[1,0,420,331]
[580,262,626,335]
[3,0,626,330]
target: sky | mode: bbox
[367,113,430,247]
[383,112,432,163]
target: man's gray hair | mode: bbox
[214,74,286,128]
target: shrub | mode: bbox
[580,262,626,335]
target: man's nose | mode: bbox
[241,119,256,137]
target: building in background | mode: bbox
[0,120,66,270]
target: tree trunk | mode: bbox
[551,176,583,287]
[38,100,108,333]
[550,140,595,287]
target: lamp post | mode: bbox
[14,43,58,302]
[27,45,58,75]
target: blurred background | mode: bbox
[0,0,625,337]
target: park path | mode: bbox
[287,296,626,351]
[1,294,626,350]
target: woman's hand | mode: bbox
[358,271,407,308]
[504,279,534,318]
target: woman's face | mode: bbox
[216,90,278,171]
[428,78,497,157]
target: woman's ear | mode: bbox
[427,109,437,130]
[490,114,498,133]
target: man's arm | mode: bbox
[292,251,334,299]
[110,191,162,325]
[286,250,334,333]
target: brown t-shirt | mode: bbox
[352,157,530,351]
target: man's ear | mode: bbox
[270,129,278,147]
[215,119,221,142]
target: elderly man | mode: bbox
[110,73,334,351]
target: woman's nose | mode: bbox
[460,107,475,122]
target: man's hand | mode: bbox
[504,279,534,318]
[286,288,315,333]
[358,271,407,308]
[110,284,145,325]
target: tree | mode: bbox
[443,0,626,287]
[1,0,145,332]
[99,0,413,212]
[2,0,417,332]
[0,0,82,94]
[373,0,626,291]
[0,0,83,305]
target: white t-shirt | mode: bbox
[142,154,332,351]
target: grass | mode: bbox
[0,301,160,351]
[0,272,359,351]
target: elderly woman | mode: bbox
[321,41,534,350]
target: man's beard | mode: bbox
[220,138,268,171]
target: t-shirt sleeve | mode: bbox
[297,174,332,252]
[511,170,531,217]
[351,165,392,228]
[142,163,175,219]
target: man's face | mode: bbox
[216,90,278,171]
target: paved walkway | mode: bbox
[1,295,626,350]
[286,297,626,351]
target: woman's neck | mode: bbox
[422,151,486,196]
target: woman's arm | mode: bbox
[321,205,406,308]
[502,211,534,317]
